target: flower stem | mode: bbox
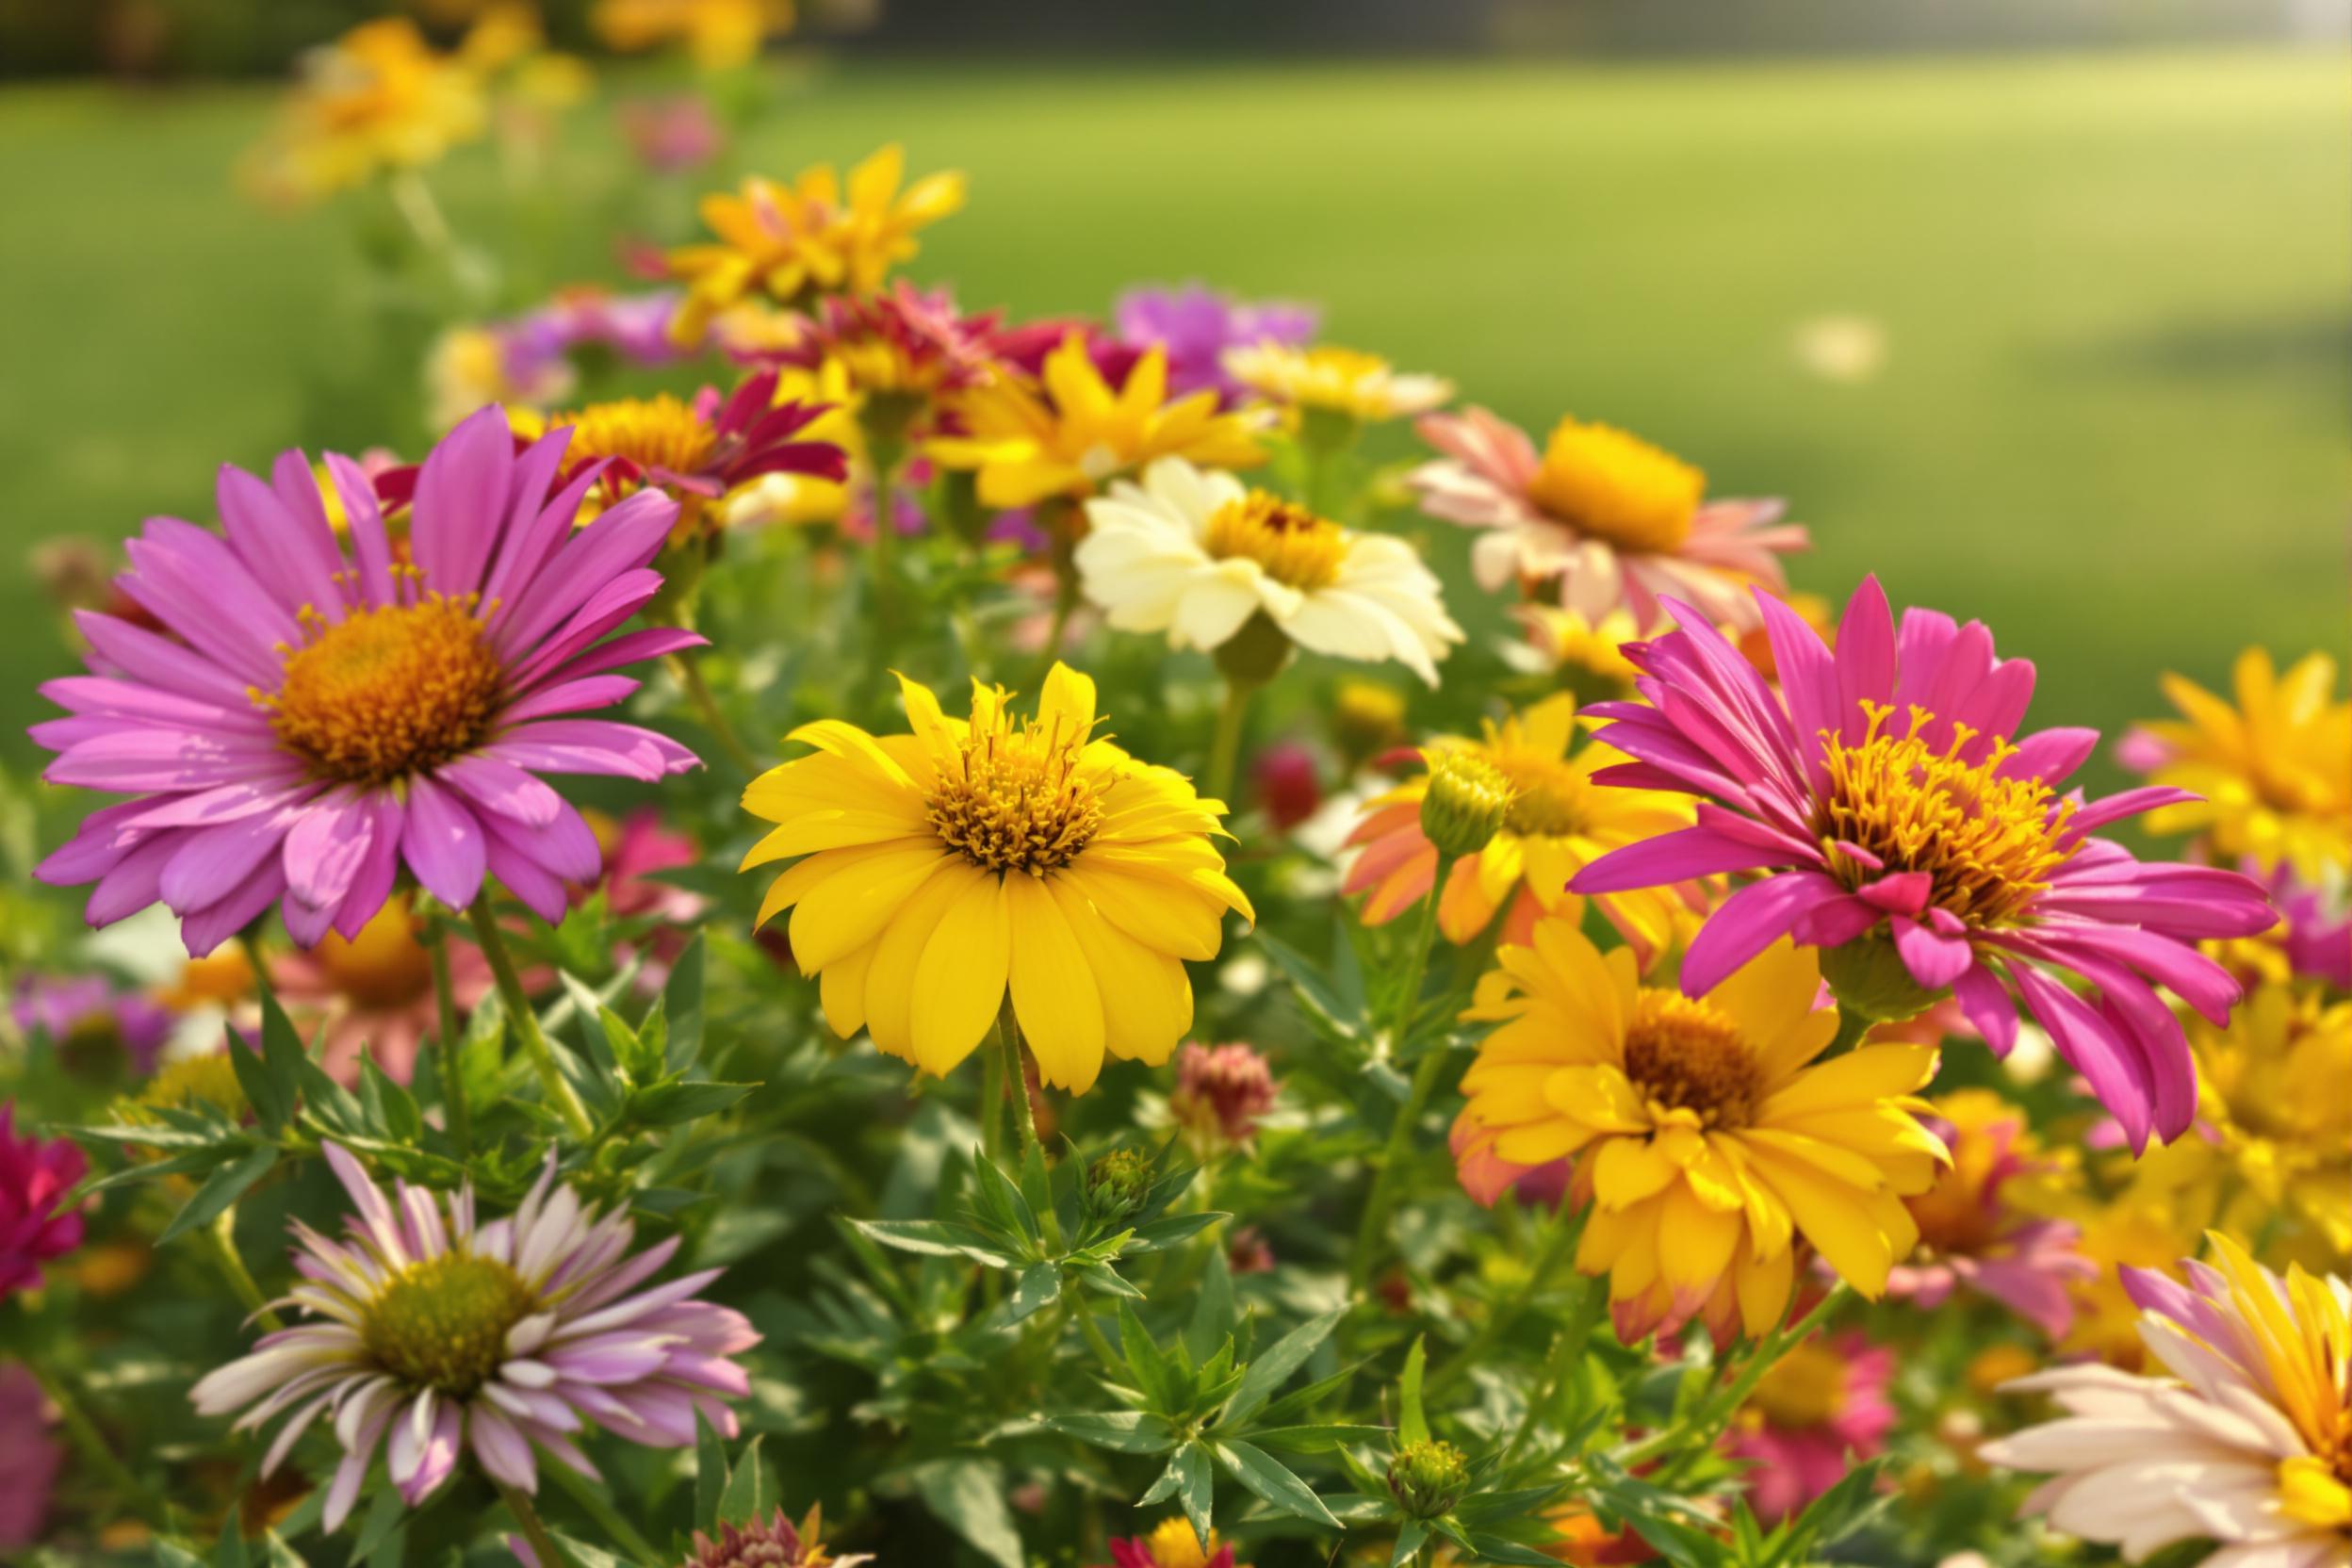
[387,169,456,262]
[1203,677,1256,809]
[979,1016,1007,1162]
[1000,1003,1040,1163]
[28,1356,169,1529]
[467,891,595,1140]
[867,437,905,674]
[1427,1205,1585,1397]
[545,1462,663,1564]
[209,1207,283,1331]
[1499,1269,1607,1465]
[1350,856,1455,1293]
[426,931,473,1158]
[496,1479,571,1568]
[668,647,761,776]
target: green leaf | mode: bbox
[228,1021,295,1136]
[1254,929,1357,1038]
[1172,1444,1214,1547]
[1220,1309,1343,1428]
[717,1436,774,1527]
[629,1080,755,1126]
[596,1004,655,1086]
[1463,1534,1576,1568]
[911,1459,1024,1568]
[1390,1521,1429,1568]
[1184,1250,1235,1364]
[213,1519,249,1568]
[159,1145,279,1246]
[347,1485,405,1568]
[1123,1212,1226,1253]
[971,1152,1041,1247]
[357,1054,422,1145]
[1117,1300,1181,1413]
[694,1411,728,1533]
[1213,1439,1339,1529]
[1398,1334,1430,1447]
[544,1536,628,1568]
[849,1217,1017,1267]
[663,936,705,1069]
[994,1261,1062,1326]
[1040,1411,1179,1454]
[1244,1424,1392,1454]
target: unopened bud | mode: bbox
[1417,748,1512,858]
[1387,1438,1471,1519]
[1085,1148,1153,1219]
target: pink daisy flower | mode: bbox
[1569,577,2276,1150]
[190,1143,758,1532]
[0,1364,62,1549]
[32,408,704,956]
[1723,1330,1896,1525]
[1409,406,1807,631]
[1,1104,87,1300]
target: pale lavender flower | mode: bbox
[190,1144,757,1531]
[1114,283,1316,403]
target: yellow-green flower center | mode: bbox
[1622,990,1760,1130]
[1524,417,1703,554]
[1496,750,1590,839]
[1815,700,2077,928]
[360,1251,533,1396]
[926,726,1103,876]
[262,589,503,786]
[1203,490,1347,591]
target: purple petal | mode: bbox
[181,858,289,956]
[400,775,487,909]
[1831,576,1896,743]
[72,609,256,708]
[1682,871,1847,996]
[1952,961,2018,1055]
[1890,914,1974,988]
[485,721,698,782]
[438,754,564,828]
[335,792,406,939]
[412,407,516,600]
[1571,825,1792,893]
[324,453,396,609]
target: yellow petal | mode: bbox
[910,872,1010,1076]
[789,843,957,973]
[1050,876,1188,1066]
[860,864,979,1063]
[1004,874,1107,1094]
[820,940,874,1042]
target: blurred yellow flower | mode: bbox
[592,0,793,70]
[1513,603,1642,691]
[2127,647,2351,880]
[931,335,1269,508]
[1221,342,1453,424]
[740,663,1253,1092]
[239,19,488,204]
[664,146,967,343]
[1454,923,1945,1342]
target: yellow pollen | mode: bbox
[1203,490,1348,591]
[1621,989,1761,1129]
[360,1250,533,1396]
[554,393,718,480]
[1816,701,2078,927]
[925,721,1104,876]
[314,899,436,1008]
[1524,416,1705,554]
[1494,750,1590,838]
[1744,1340,1851,1429]
[259,586,503,786]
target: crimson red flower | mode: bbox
[0,1104,86,1299]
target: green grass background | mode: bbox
[0,47,2344,781]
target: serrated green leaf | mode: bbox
[694,1410,728,1533]
[1220,1309,1342,1428]
[1118,1301,1181,1413]
[228,1023,294,1136]
[357,1054,421,1144]
[1213,1439,1339,1529]
[159,1145,279,1246]
[718,1436,774,1527]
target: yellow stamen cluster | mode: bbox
[1203,491,1348,591]
[1816,700,2077,927]
[260,585,503,786]
[1495,748,1591,838]
[1525,416,1705,554]
[1620,989,1760,1129]
[925,721,1104,876]
[359,1251,533,1396]
[556,393,719,480]
[1744,1339,1851,1428]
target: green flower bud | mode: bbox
[1386,1438,1472,1520]
[1418,748,1513,858]
[1819,931,1944,1025]
[1086,1148,1154,1219]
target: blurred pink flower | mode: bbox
[1724,1331,1896,1524]
[619,94,724,172]
[0,1364,60,1548]
[1169,1041,1277,1149]
[1252,742,1322,831]
[10,972,172,1073]
[0,1105,86,1300]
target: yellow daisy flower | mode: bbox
[664,145,967,344]
[740,663,1254,1093]
[1220,343,1453,424]
[591,0,793,71]
[239,18,488,205]
[2126,647,2352,880]
[929,335,1270,509]
[1455,921,1946,1342]
[1343,694,1699,963]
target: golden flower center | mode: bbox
[1524,417,1704,555]
[1745,1341,1850,1429]
[1203,490,1347,591]
[1621,990,1761,1129]
[1815,701,2078,928]
[1496,751,1590,839]
[557,393,718,479]
[1904,1167,2003,1258]
[360,1251,533,1397]
[263,594,503,786]
[925,727,1104,876]
[316,900,436,1008]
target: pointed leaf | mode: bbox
[1213,1440,1339,1529]
[1220,1309,1343,1428]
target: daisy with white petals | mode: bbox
[190,1145,757,1531]
[1076,457,1462,686]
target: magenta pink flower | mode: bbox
[0,1364,61,1548]
[1168,1041,1278,1149]
[0,1104,87,1299]
[1570,578,2276,1150]
[1723,1331,1895,1525]
[191,1144,757,1532]
[32,408,704,956]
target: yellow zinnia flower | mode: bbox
[239,19,488,205]
[1343,694,1700,964]
[664,146,967,345]
[929,335,1270,509]
[1455,921,1946,1342]
[591,0,793,71]
[2126,647,2352,880]
[741,664,1254,1092]
[1220,342,1453,424]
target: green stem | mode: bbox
[1000,1004,1040,1162]
[209,1208,284,1331]
[1203,677,1256,809]
[1073,1292,1125,1375]
[496,1478,571,1568]
[427,932,472,1158]
[545,1462,663,1564]
[29,1358,169,1528]
[1622,1282,1851,1475]
[1824,1004,1875,1057]
[388,169,456,261]
[1427,1206,1584,1397]
[1349,857,1456,1292]
[868,439,904,645]
[668,647,761,776]
[467,892,595,1139]
[979,1016,1007,1162]
[1500,1269,1607,1465]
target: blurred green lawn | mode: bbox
[0,47,2344,786]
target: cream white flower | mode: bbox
[1221,342,1453,423]
[1076,458,1462,685]
[1982,1234,2352,1568]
